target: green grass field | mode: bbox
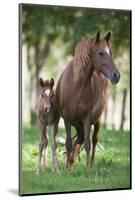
[20,125,131,195]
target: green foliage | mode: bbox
[22,4,130,84]
[20,125,130,195]
[21,5,131,128]
[22,5,130,51]
[22,5,58,44]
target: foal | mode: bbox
[37,78,60,174]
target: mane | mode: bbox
[73,37,96,80]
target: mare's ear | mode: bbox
[39,78,45,87]
[50,78,54,88]
[96,31,100,43]
[104,31,112,43]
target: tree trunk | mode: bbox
[35,43,42,105]
[26,44,35,124]
[104,94,108,129]
[120,88,127,130]
[111,88,116,129]
[35,41,51,105]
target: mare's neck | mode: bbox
[75,64,94,87]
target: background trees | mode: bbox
[21,4,130,130]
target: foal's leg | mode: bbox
[50,118,60,171]
[43,135,48,170]
[83,119,91,167]
[64,120,72,169]
[37,126,48,174]
[70,125,84,165]
[91,120,100,164]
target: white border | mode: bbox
[0,0,134,199]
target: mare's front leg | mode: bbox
[37,125,48,174]
[83,118,91,167]
[50,118,60,171]
[64,120,72,169]
[91,119,100,164]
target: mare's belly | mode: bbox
[61,91,106,124]
[61,101,90,122]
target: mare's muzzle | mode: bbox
[110,70,120,84]
[102,65,120,85]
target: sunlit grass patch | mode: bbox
[20,125,131,195]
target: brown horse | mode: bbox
[36,78,60,174]
[56,31,120,168]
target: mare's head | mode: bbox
[74,31,120,84]
[92,31,120,84]
[39,78,55,116]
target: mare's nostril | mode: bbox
[111,71,120,84]
[113,71,120,81]
[113,72,117,79]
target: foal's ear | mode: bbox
[96,31,100,43]
[104,31,112,43]
[50,78,54,88]
[39,78,45,87]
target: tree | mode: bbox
[120,88,128,130]
[22,5,60,122]
[22,5,130,127]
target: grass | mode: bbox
[20,125,131,195]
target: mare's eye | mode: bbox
[99,51,104,56]
[41,94,45,98]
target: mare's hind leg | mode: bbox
[50,118,60,171]
[64,120,72,169]
[70,125,84,165]
[91,120,100,164]
[37,127,48,174]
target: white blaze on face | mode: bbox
[45,89,50,96]
[104,46,110,55]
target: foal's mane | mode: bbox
[73,37,96,80]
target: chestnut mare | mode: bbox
[56,31,120,168]
[37,78,60,174]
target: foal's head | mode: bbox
[39,78,55,116]
[92,31,120,84]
